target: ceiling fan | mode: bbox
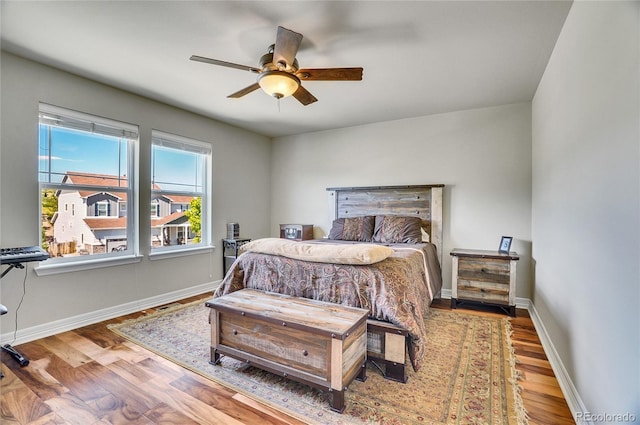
[190,26,363,106]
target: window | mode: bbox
[38,103,138,265]
[96,201,110,217]
[151,130,211,251]
[150,201,159,218]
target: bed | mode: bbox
[213,185,444,376]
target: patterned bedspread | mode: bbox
[213,241,442,371]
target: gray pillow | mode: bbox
[372,215,422,244]
[328,216,375,241]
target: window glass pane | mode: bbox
[151,131,210,250]
[39,105,137,261]
[39,125,129,186]
[152,145,204,193]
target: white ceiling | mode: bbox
[1,1,572,138]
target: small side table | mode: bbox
[222,238,251,275]
[450,248,519,316]
[279,224,314,241]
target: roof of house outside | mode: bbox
[151,211,190,227]
[84,217,126,230]
[61,172,130,199]
[163,194,195,204]
[85,212,190,231]
[60,172,195,204]
[57,172,194,231]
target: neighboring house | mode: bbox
[52,172,194,254]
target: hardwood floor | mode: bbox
[1,295,575,424]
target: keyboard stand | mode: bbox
[0,265,30,376]
[1,262,24,279]
[1,344,29,368]
[0,304,29,375]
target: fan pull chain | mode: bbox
[277,98,281,112]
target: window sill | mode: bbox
[148,245,215,261]
[34,254,143,276]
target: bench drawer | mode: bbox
[219,310,330,377]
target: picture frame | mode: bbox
[499,236,513,254]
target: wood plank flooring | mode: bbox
[1,294,575,424]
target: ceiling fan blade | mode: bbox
[273,26,303,69]
[190,55,260,73]
[292,85,318,106]
[227,83,261,98]
[296,68,363,81]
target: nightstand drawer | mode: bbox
[457,257,510,284]
[456,278,510,304]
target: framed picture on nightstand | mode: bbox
[499,236,513,253]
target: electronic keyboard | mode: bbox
[0,246,49,265]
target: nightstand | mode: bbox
[222,238,251,275]
[450,248,519,316]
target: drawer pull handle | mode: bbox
[241,312,245,316]
[481,268,487,273]
[232,329,238,335]
[282,322,287,327]
[302,350,308,356]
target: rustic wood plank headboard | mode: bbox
[326,184,444,265]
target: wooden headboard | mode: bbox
[326,184,444,265]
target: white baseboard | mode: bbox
[0,280,221,346]
[527,301,588,424]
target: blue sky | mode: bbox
[39,125,203,192]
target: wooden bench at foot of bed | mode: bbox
[366,319,410,383]
[205,289,368,413]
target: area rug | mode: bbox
[108,300,528,425]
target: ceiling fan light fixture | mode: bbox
[258,70,300,99]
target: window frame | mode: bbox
[149,130,213,258]
[35,103,141,276]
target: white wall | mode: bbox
[532,1,639,420]
[271,102,533,297]
[0,52,272,335]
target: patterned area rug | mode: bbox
[108,300,528,425]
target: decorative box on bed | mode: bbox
[213,184,445,382]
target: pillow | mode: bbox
[373,215,423,244]
[421,226,430,243]
[239,238,394,265]
[328,216,375,241]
